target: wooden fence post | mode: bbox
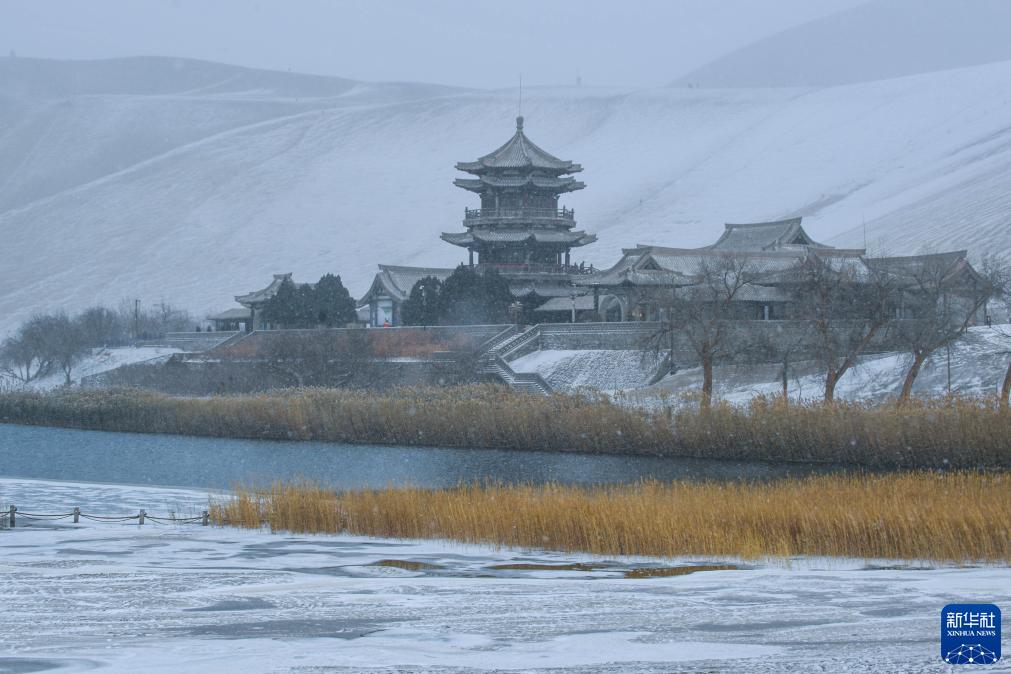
[8,505,14,528]
[73,507,80,524]
[201,511,209,526]
[138,509,146,526]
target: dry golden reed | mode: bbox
[1,385,1010,467]
[211,473,1011,563]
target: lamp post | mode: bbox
[570,291,577,323]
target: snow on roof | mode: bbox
[455,116,582,175]
[235,273,294,306]
[708,218,832,252]
[454,174,584,193]
[207,307,252,321]
[358,264,456,304]
[534,295,597,312]
[441,229,596,246]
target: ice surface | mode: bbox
[2,477,1008,673]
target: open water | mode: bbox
[0,423,844,490]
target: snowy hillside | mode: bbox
[3,55,1011,332]
[672,0,1011,88]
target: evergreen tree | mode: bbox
[315,273,357,327]
[438,265,513,325]
[263,278,301,327]
[401,276,444,326]
[294,284,319,327]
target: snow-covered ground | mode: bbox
[2,346,180,391]
[510,349,657,393]
[642,325,1011,404]
[508,326,1011,401]
[1,478,1008,673]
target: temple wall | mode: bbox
[82,355,478,395]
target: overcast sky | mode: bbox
[2,0,868,88]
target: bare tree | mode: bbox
[0,314,57,383]
[49,313,88,385]
[644,253,758,407]
[887,253,1005,400]
[77,306,126,347]
[0,312,89,385]
[792,253,898,402]
[972,266,1011,407]
[742,325,810,402]
[263,328,374,388]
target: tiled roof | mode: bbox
[508,282,576,298]
[441,229,596,246]
[708,218,834,252]
[235,273,294,306]
[576,245,823,287]
[535,295,596,312]
[865,250,967,277]
[456,116,581,174]
[454,175,585,193]
[359,265,456,304]
[207,307,252,321]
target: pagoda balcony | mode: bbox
[477,261,595,275]
[464,206,575,226]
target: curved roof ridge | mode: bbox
[456,116,582,174]
[722,217,804,230]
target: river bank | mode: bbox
[6,477,1006,673]
[214,473,1011,562]
[1,386,1010,468]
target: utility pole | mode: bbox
[134,298,140,340]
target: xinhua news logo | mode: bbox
[941,604,1001,665]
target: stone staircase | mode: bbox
[476,325,552,395]
[478,353,553,396]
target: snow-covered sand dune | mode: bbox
[4,53,1011,333]
[2,478,1008,673]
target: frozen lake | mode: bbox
[0,423,845,490]
[2,478,1008,673]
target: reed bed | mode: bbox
[211,473,1011,563]
[0,386,1010,467]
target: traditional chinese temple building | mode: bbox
[360,116,597,326]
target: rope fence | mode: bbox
[1,505,210,528]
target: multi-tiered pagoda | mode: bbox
[441,116,596,270]
[359,116,597,326]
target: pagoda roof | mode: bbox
[454,174,585,193]
[456,116,582,175]
[441,229,597,247]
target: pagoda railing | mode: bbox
[477,262,596,275]
[464,207,575,223]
